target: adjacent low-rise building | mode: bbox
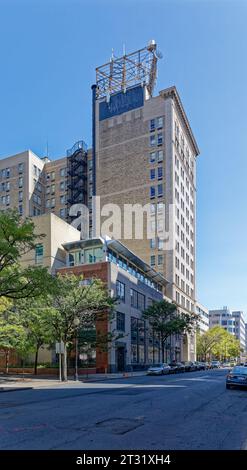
[20,212,81,274]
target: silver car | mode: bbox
[147,363,171,375]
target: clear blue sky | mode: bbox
[1,0,247,316]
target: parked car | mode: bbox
[147,363,171,375]
[182,361,196,372]
[195,362,206,370]
[226,366,247,389]
[210,360,221,368]
[174,362,186,373]
[168,363,178,373]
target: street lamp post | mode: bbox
[74,317,80,382]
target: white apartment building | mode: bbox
[209,307,246,352]
[196,302,209,334]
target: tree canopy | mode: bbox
[197,326,240,361]
[143,299,198,362]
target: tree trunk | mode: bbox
[34,346,39,375]
[161,335,165,363]
[62,344,68,381]
[5,349,9,374]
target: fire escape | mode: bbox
[66,141,88,221]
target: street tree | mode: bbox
[49,274,116,381]
[143,300,198,363]
[0,305,30,373]
[15,296,57,375]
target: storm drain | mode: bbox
[95,417,144,435]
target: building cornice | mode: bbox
[159,86,200,157]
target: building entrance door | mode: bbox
[116,347,125,372]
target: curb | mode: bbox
[0,387,33,393]
[81,373,146,383]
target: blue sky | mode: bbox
[0,0,247,317]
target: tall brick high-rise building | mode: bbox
[93,41,199,360]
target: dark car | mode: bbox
[226,366,247,389]
[168,362,185,373]
[182,361,196,372]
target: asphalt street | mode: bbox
[0,368,246,450]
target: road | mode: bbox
[0,368,246,450]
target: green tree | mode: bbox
[0,307,30,373]
[0,210,54,299]
[15,296,57,375]
[143,300,198,363]
[49,274,116,381]
[197,326,241,361]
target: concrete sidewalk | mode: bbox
[0,370,147,392]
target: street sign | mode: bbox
[56,342,65,354]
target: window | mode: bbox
[157,202,164,213]
[157,133,163,146]
[130,289,138,308]
[137,292,145,311]
[19,177,23,188]
[35,244,43,264]
[157,117,163,129]
[150,169,155,180]
[18,205,23,216]
[51,184,55,194]
[18,191,23,202]
[116,280,125,302]
[37,183,42,192]
[130,289,145,311]
[46,199,50,208]
[157,150,163,162]
[116,312,125,331]
[150,203,156,215]
[150,255,155,267]
[6,181,10,191]
[46,186,50,194]
[18,163,24,173]
[84,247,103,264]
[68,250,82,266]
[157,184,163,197]
[150,186,155,198]
[33,165,37,176]
[6,194,10,205]
[158,167,163,179]
[60,168,66,177]
[150,119,155,131]
[158,254,163,265]
[150,135,156,147]
[158,238,164,250]
[51,198,55,208]
[51,171,55,180]
[60,181,65,191]
[149,152,156,163]
[60,194,66,204]
[60,208,66,218]
[6,168,10,178]
[150,238,156,249]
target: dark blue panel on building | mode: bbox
[99,85,144,121]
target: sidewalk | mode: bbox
[0,370,147,392]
